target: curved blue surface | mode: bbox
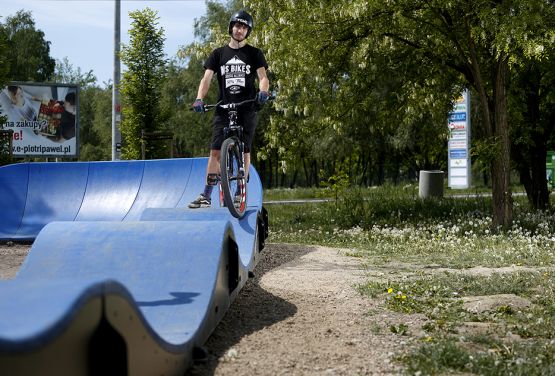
[141,207,261,270]
[0,163,29,239]
[0,279,103,351]
[0,158,267,375]
[18,163,89,237]
[124,158,193,221]
[75,160,145,222]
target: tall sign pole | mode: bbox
[447,89,471,188]
[112,0,122,160]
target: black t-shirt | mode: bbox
[204,44,268,113]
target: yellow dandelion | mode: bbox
[387,287,393,294]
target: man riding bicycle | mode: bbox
[189,9,270,209]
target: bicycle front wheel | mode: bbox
[220,137,247,218]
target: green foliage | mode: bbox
[320,170,350,201]
[0,25,9,86]
[52,57,97,88]
[243,0,555,226]
[389,323,409,336]
[376,271,555,374]
[0,131,12,166]
[268,187,555,266]
[119,8,167,160]
[0,10,55,81]
[159,57,214,158]
[79,85,112,161]
[242,0,464,187]
[0,26,11,164]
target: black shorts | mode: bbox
[211,111,258,153]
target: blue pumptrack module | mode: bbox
[0,158,268,375]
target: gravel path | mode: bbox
[0,242,412,375]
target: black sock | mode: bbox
[202,185,213,199]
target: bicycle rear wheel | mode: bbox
[220,137,247,218]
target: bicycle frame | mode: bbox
[203,99,257,217]
[222,105,245,174]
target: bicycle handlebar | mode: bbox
[190,96,275,112]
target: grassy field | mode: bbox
[265,185,555,375]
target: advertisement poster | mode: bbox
[0,82,79,157]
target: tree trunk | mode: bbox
[302,156,310,186]
[491,55,512,228]
[289,169,298,188]
[528,134,550,210]
[268,154,273,188]
[258,159,267,188]
[465,23,513,227]
[520,67,550,209]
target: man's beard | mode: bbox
[232,33,245,42]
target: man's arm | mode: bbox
[196,69,215,99]
[257,67,269,92]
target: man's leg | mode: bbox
[188,149,221,208]
[241,111,256,181]
[207,149,221,176]
[203,149,221,198]
[245,152,250,178]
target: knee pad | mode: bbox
[207,173,220,186]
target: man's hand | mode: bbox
[256,91,270,105]
[192,98,205,113]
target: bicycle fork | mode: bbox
[218,137,246,208]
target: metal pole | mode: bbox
[112,0,122,160]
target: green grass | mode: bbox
[403,337,555,375]
[265,184,555,375]
[264,187,333,200]
[264,183,530,201]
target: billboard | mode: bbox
[0,82,79,157]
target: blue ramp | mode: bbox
[0,163,29,239]
[0,158,268,375]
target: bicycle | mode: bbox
[197,97,270,218]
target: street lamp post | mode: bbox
[112,0,122,160]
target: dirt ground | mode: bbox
[0,242,415,375]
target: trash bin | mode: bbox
[419,170,444,199]
[547,151,555,190]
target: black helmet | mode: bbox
[228,10,253,38]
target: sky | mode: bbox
[0,0,210,85]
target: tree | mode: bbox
[245,0,554,227]
[159,57,214,158]
[75,85,113,161]
[52,57,97,88]
[0,10,55,82]
[510,45,555,209]
[0,26,9,87]
[119,7,167,159]
[0,28,11,165]
[224,1,457,188]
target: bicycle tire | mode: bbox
[220,137,247,218]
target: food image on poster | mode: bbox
[37,100,66,138]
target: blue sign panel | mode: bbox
[448,112,466,122]
[450,149,467,159]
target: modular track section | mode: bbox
[0,158,268,375]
